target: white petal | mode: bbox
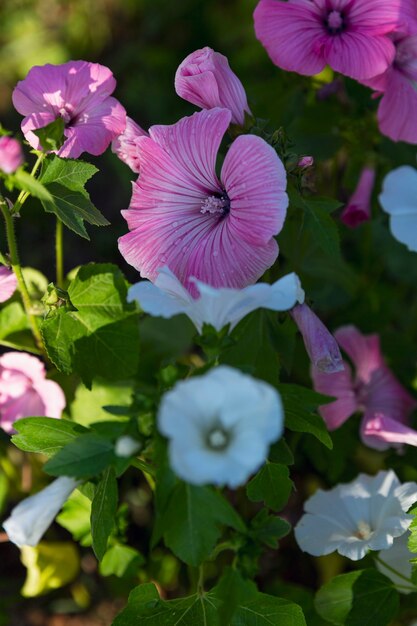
[128,281,189,319]
[376,534,416,594]
[389,214,417,252]
[379,166,417,216]
[394,481,417,512]
[294,514,349,557]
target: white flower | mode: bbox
[115,435,141,458]
[376,533,416,594]
[3,477,79,548]
[128,266,304,333]
[294,470,417,561]
[379,166,417,252]
[158,365,284,488]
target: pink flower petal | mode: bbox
[111,116,148,173]
[0,138,24,174]
[324,31,396,80]
[334,325,384,384]
[362,414,417,450]
[377,70,417,144]
[0,352,45,383]
[0,266,17,302]
[311,361,358,430]
[340,166,375,228]
[33,379,66,419]
[365,366,416,425]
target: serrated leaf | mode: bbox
[40,156,98,191]
[278,384,333,449]
[44,433,115,478]
[250,509,291,549]
[34,118,65,151]
[247,462,293,511]
[12,417,88,457]
[91,467,118,560]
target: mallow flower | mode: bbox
[158,366,284,488]
[175,47,251,126]
[0,266,17,303]
[0,352,66,433]
[118,108,288,295]
[294,470,417,561]
[379,166,417,252]
[312,325,416,450]
[12,60,126,159]
[3,477,79,547]
[340,166,376,228]
[0,137,23,174]
[128,266,304,333]
[253,0,405,81]
[111,116,148,173]
[376,533,416,593]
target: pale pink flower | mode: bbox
[0,137,23,174]
[0,352,66,434]
[12,61,126,159]
[118,108,288,294]
[111,116,148,173]
[254,0,405,81]
[0,266,17,302]
[312,325,416,450]
[175,47,251,126]
[291,304,343,373]
[340,167,376,228]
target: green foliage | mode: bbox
[99,544,144,578]
[33,118,65,151]
[44,433,115,479]
[91,467,118,560]
[279,384,333,449]
[12,417,88,457]
[249,509,291,549]
[246,462,293,511]
[56,488,93,547]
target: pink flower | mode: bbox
[175,47,251,126]
[312,325,416,450]
[340,166,376,228]
[0,137,24,174]
[298,156,314,169]
[0,266,17,302]
[118,108,288,294]
[253,0,405,81]
[12,61,126,159]
[291,304,343,373]
[111,116,148,173]
[0,352,66,434]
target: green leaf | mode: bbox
[250,509,291,549]
[0,302,30,339]
[162,483,246,566]
[12,170,53,201]
[33,117,65,151]
[231,593,307,626]
[269,438,294,465]
[44,433,115,479]
[215,568,258,626]
[11,417,88,457]
[40,155,98,190]
[71,379,133,427]
[278,384,333,449]
[56,488,92,546]
[246,462,293,511]
[99,544,144,578]
[315,569,399,626]
[91,467,118,560]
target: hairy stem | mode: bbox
[55,218,64,288]
[11,152,45,216]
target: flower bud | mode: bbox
[175,47,251,126]
[298,156,314,168]
[111,116,147,173]
[340,166,376,228]
[0,137,23,174]
[115,435,141,458]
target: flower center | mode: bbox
[200,192,230,217]
[58,105,75,125]
[354,520,373,541]
[326,10,345,34]
[206,427,230,451]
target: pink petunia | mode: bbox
[0,352,66,434]
[118,108,288,294]
[254,0,406,81]
[340,166,376,228]
[111,116,148,173]
[312,325,416,450]
[12,61,126,159]
[0,137,24,174]
[175,47,251,126]
[291,304,343,373]
[0,266,17,303]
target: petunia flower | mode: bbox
[340,166,376,228]
[0,266,17,303]
[376,533,417,594]
[3,477,79,547]
[175,47,251,126]
[311,325,416,450]
[128,266,304,333]
[118,108,288,294]
[0,137,24,174]
[0,352,66,433]
[294,470,417,561]
[253,0,405,81]
[158,366,284,488]
[379,165,417,252]
[111,116,148,173]
[12,60,126,159]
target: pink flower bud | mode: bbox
[340,166,376,228]
[111,116,148,173]
[175,47,251,126]
[291,304,343,373]
[298,156,314,168]
[0,137,23,174]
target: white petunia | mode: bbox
[128,266,304,333]
[376,533,416,594]
[379,166,417,252]
[3,477,79,548]
[115,435,141,458]
[158,365,284,488]
[294,470,417,561]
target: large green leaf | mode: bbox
[246,462,293,511]
[232,593,307,626]
[11,417,88,457]
[278,384,333,449]
[40,156,98,190]
[91,467,118,560]
[44,433,115,479]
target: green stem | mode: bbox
[55,218,64,288]
[0,197,44,353]
[374,554,415,586]
[11,153,45,216]
[197,564,205,594]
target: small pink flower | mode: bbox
[111,116,148,173]
[254,0,405,81]
[298,156,314,169]
[0,352,66,434]
[0,266,17,302]
[340,166,376,228]
[0,137,24,174]
[12,61,126,159]
[175,47,251,126]
[291,304,343,373]
[118,108,288,294]
[312,325,416,450]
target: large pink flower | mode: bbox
[254,0,406,81]
[0,352,66,434]
[312,325,416,450]
[0,267,17,303]
[12,61,126,159]
[118,108,288,293]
